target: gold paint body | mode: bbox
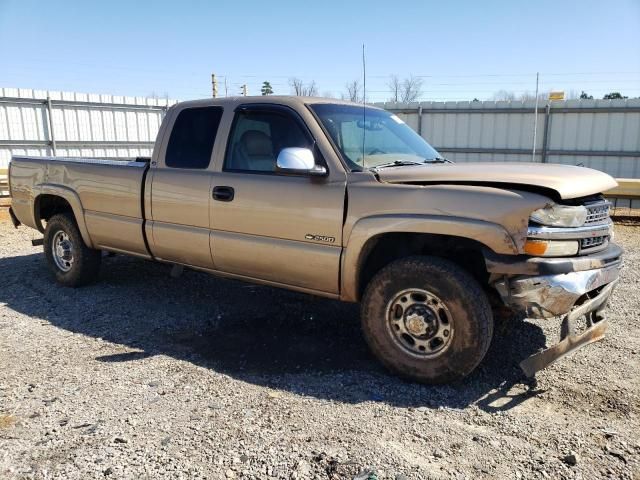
[9,96,618,302]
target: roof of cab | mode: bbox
[171,95,385,110]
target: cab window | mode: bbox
[224,109,311,172]
[165,106,223,169]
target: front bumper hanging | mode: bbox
[493,263,621,319]
[519,280,617,377]
[489,245,622,376]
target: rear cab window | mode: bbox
[165,106,223,169]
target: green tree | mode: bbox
[261,81,274,96]
[579,91,593,99]
[603,92,627,99]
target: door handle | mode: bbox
[212,186,234,202]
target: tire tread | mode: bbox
[44,213,101,287]
[361,255,493,384]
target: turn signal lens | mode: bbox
[524,240,579,257]
[524,240,548,256]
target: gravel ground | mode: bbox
[0,210,639,479]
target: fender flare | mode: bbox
[340,214,518,302]
[33,184,94,248]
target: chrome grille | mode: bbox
[581,235,608,250]
[584,201,611,225]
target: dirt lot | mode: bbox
[0,211,638,480]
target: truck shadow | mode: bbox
[0,252,548,412]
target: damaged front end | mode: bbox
[518,280,616,377]
[485,198,623,376]
[493,264,621,376]
[493,262,621,320]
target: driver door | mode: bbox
[209,104,346,294]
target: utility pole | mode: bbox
[211,73,218,98]
[241,84,248,96]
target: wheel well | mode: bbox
[35,195,74,227]
[357,233,489,300]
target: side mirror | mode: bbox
[276,147,327,177]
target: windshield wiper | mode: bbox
[370,157,453,170]
[370,160,426,170]
[424,157,453,164]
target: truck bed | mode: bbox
[9,155,150,257]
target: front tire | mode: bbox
[44,213,101,287]
[361,256,493,384]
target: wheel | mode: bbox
[361,255,493,384]
[44,213,101,287]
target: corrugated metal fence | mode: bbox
[0,87,176,168]
[377,98,640,179]
[1,88,639,181]
[2,88,639,177]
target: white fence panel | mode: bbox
[2,88,639,179]
[378,98,640,178]
[0,87,176,168]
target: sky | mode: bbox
[0,0,639,102]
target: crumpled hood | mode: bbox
[375,162,618,200]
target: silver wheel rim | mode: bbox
[385,288,454,358]
[52,230,74,272]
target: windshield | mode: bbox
[309,103,442,171]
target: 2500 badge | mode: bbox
[305,234,336,243]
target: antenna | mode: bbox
[362,43,366,105]
[362,43,366,168]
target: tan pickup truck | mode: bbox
[8,96,622,383]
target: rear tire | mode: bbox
[361,256,493,384]
[44,213,101,287]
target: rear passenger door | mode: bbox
[209,104,347,294]
[148,105,222,268]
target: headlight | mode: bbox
[530,204,587,227]
[524,239,579,257]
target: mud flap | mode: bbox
[520,280,617,377]
[8,206,21,229]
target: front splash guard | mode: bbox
[520,280,618,377]
[9,206,21,229]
